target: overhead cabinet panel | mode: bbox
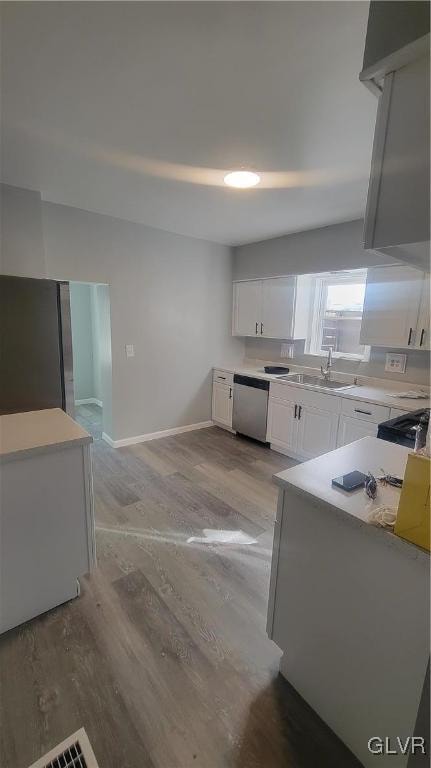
[232,280,262,336]
[359,265,424,347]
[416,278,430,350]
[261,278,295,339]
[363,50,430,270]
[373,56,430,248]
[232,276,311,340]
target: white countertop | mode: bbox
[274,436,428,558]
[215,362,430,412]
[0,408,92,462]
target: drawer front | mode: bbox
[213,369,234,386]
[341,398,390,423]
[269,382,341,414]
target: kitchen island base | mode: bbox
[268,438,430,768]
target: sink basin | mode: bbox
[278,373,354,390]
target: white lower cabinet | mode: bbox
[296,404,339,460]
[336,414,378,448]
[266,397,298,454]
[336,398,390,448]
[212,381,233,429]
[267,383,341,460]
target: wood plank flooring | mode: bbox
[0,425,362,768]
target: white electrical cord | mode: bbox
[367,505,397,529]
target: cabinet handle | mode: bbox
[298,405,302,420]
[420,328,425,346]
[294,404,297,419]
[255,322,258,335]
[217,376,226,380]
[354,408,372,415]
[260,322,263,335]
[408,328,413,345]
[229,387,232,400]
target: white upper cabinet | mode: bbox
[232,275,311,340]
[360,265,425,348]
[416,278,430,350]
[364,54,430,269]
[232,280,262,336]
[261,278,295,339]
[361,0,430,273]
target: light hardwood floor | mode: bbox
[0,425,362,768]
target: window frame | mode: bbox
[307,269,370,362]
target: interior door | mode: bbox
[232,280,261,336]
[296,404,338,459]
[336,415,378,448]
[267,397,298,453]
[261,277,295,339]
[360,265,423,348]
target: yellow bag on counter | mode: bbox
[395,453,430,552]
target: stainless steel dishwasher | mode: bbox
[232,374,269,443]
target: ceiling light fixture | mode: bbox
[223,170,261,189]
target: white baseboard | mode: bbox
[75,398,103,408]
[102,432,116,447]
[102,420,214,449]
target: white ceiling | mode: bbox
[1,2,376,245]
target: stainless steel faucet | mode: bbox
[320,347,333,381]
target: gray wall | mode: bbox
[0,184,46,277]
[233,219,395,281]
[1,184,243,440]
[69,283,95,401]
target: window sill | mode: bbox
[309,351,368,362]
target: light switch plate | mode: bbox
[385,352,406,374]
[125,344,135,358]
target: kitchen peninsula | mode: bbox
[0,408,95,633]
[267,437,430,768]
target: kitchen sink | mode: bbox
[278,373,354,390]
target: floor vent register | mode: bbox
[28,728,100,768]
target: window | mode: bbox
[307,269,369,361]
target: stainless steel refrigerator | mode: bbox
[0,275,74,416]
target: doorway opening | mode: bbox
[69,282,112,442]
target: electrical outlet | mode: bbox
[125,344,135,358]
[385,353,406,374]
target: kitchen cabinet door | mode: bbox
[360,265,423,347]
[415,277,430,350]
[267,397,298,454]
[212,382,233,428]
[296,404,339,460]
[336,415,378,448]
[364,54,430,261]
[232,281,261,336]
[261,278,295,339]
